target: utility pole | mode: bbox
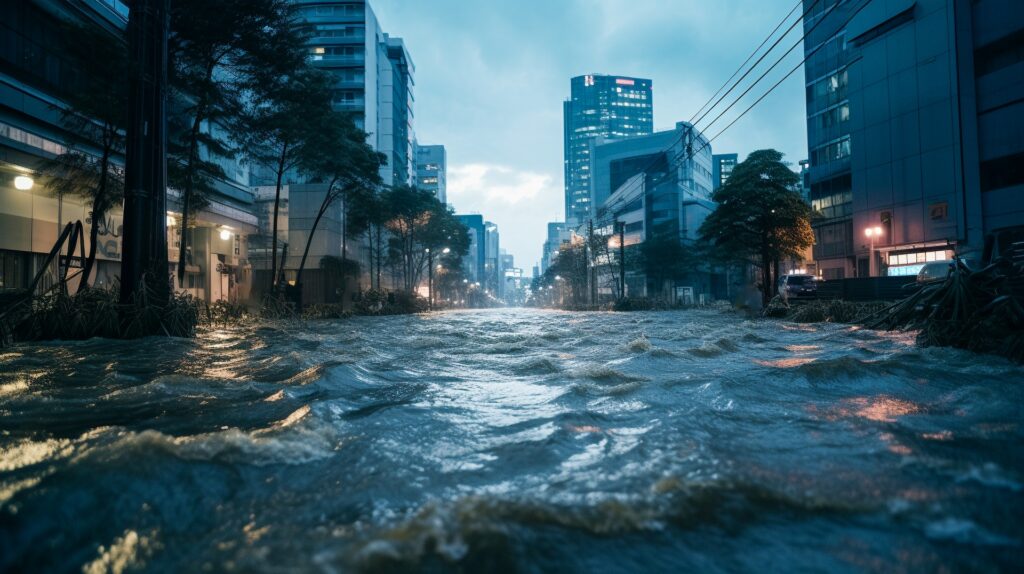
[618,221,626,299]
[120,0,169,304]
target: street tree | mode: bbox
[542,239,589,307]
[381,185,470,292]
[167,0,306,288]
[243,67,336,294]
[41,22,127,293]
[294,111,385,295]
[698,149,814,306]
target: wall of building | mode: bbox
[804,0,1024,279]
[563,74,654,224]
[414,143,446,203]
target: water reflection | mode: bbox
[1,308,1022,572]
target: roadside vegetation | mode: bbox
[6,0,469,346]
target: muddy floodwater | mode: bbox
[1,308,1022,572]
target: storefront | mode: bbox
[881,244,956,277]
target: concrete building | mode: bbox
[711,153,738,192]
[0,0,257,302]
[590,121,716,299]
[250,1,415,302]
[484,221,501,296]
[540,221,570,275]
[296,0,415,187]
[803,0,1024,279]
[563,74,653,225]
[456,214,485,284]
[379,34,415,187]
[414,143,446,203]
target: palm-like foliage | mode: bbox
[168,0,307,287]
[39,22,127,293]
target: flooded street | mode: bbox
[1,308,1022,572]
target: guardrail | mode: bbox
[815,276,916,302]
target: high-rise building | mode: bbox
[589,122,716,298]
[414,143,446,203]
[296,0,414,187]
[484,221,500,296]
[380,34,415,186]
[563,74,653,225]
[456,214,486,284]
[802,0,1024,279]
[540,222,569,275]
[711,153,738,192]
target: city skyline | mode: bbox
[371,0,809,269]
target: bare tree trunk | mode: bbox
[761,252,772,307]
[269,142,288,294]
[376,225,382,289]
[177,91,208,288]
[341,199,348,305]
[78,144,111,293]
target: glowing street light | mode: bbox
[14,175,34,190]
[864,226,884,276]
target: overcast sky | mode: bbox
[371,0,808,271]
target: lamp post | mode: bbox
[427,247,450,310]
[426,248,433,310]
[864,226,883,277]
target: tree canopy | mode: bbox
[698,149,814,304]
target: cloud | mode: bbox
[371,0,810,269]
[448,163,554,206]
[445,163,563,269]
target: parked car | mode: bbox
[916,259,979,285]
[777,274,818,299]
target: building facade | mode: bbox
[414,143,446,203]
[803,0,1024,279]
[295,0,415,188]
[563,74,653,225]
[540,221,569,275]
[456,214,485,284]
[484,221,501,296]
[590,121,716,299]
[711,153,738,192]
[1,0,256,302]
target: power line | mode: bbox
[594,0,871,235]
[685,0,873,162]
[588,0,838,225]
[690,0,821,128]
[688,0,805,123]
[689,0,843,143]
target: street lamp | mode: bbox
[13,175,34,190]
[864,226,883,277]
[426,248,433,310]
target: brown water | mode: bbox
[1,308,1022,572]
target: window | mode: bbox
[929,202,948,221]
[816,103,850,129]
[811,136,851,166]
[974,28,1024,76]
[311,46,363,61]
[0,250,28,291]
[980,151,1024,192]
[806,67,849,107]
